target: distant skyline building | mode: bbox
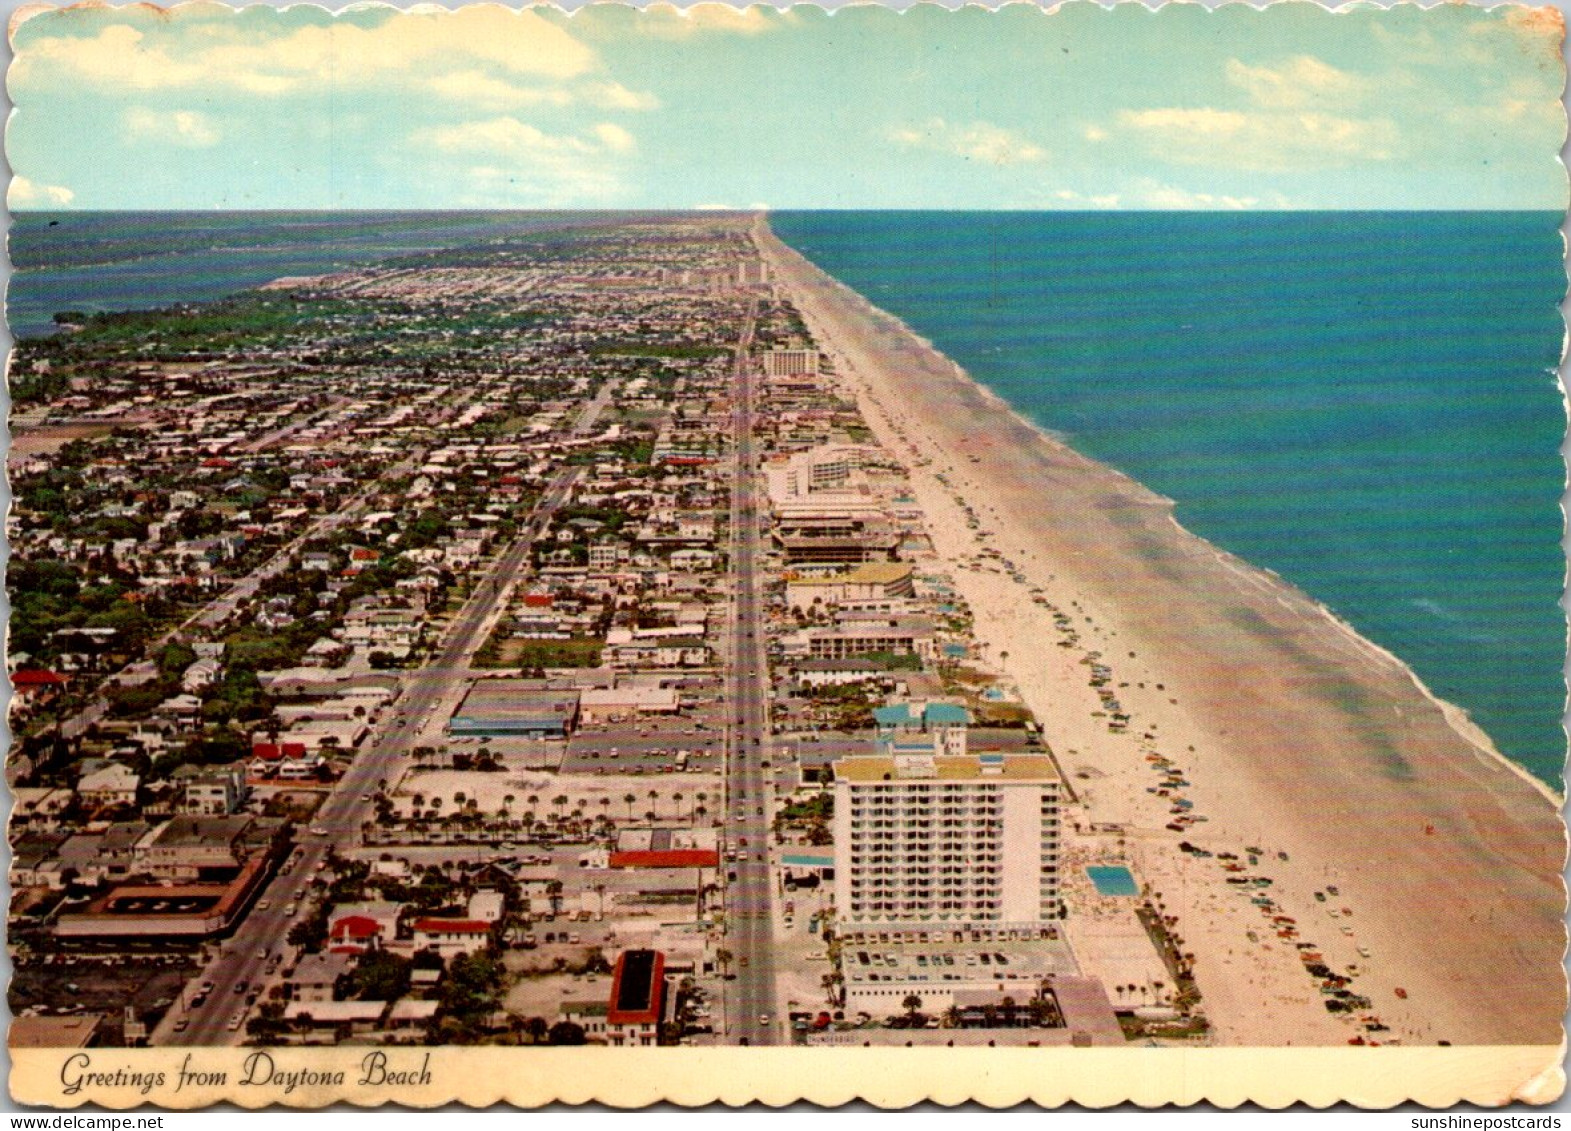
[762,348,819,378]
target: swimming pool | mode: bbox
[1086,865,1139,897]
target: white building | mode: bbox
[411,917,492,958]
[762,348,817,377]
[832,748,1062,944]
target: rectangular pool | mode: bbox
[1086,865,1139,897]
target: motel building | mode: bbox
[410,917,493,958]
[564,949,668,1047]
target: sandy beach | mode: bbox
[755,218,1565,1052]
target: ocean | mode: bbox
[771,210,1567,788]
[8,210,1565,788]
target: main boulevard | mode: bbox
[719,298,779,1046]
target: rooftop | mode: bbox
[873,701,970,729]
[457,679,580,717]
[791,562,913,587]
[835,753,1060,783]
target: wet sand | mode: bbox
[755,217,1565,1053]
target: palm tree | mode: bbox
[672,791,684,820]
[715,948,734,978]
[623,792,636,820]
[1000,996,1018,1028]
[502,794,515,816]
[648,788,659,819]
[553,794,569,823]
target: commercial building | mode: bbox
[832,744,1062,944]
[9,1015,105,1049]
[577,685,680,722]
[447,680,581,739]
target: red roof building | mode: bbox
[12,669,66,692]
[608,849,719,870]
[411,918,491,934]
[328,915,382,955]
[606,950,666,1042]
[251,742,309,761]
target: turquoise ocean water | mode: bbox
[772,211,1566,789]
[9,210,1565,787]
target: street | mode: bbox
[720,297,779,1046]
[155,466,582,1046]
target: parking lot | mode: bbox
[564,704,726,776]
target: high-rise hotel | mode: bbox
[831,703,1063,945]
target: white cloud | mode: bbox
[1083,125,1108,142]
[424,71,572,112]
[1050,188,1121,209]
[592,123,636,153]
[1092,50,1403,175]
[1127,178,1260,210]
[124,107,221,147]
[1119,107,1248,139]
[1444,96,1558,134]
[423,117,588,157]
[1225,56,1369,110]
[15,9,597,96]
[1116,106,1397,171]
[891,118,1048,166]
[413,116,636,204]
[422,72,659,114]
[581,82,661,112]
[8,175,74,208]
[636,4,790,40]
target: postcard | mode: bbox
[4,0,1566,1110]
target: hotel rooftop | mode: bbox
[834,752,1060,783]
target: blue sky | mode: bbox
[7,2,1566,210]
